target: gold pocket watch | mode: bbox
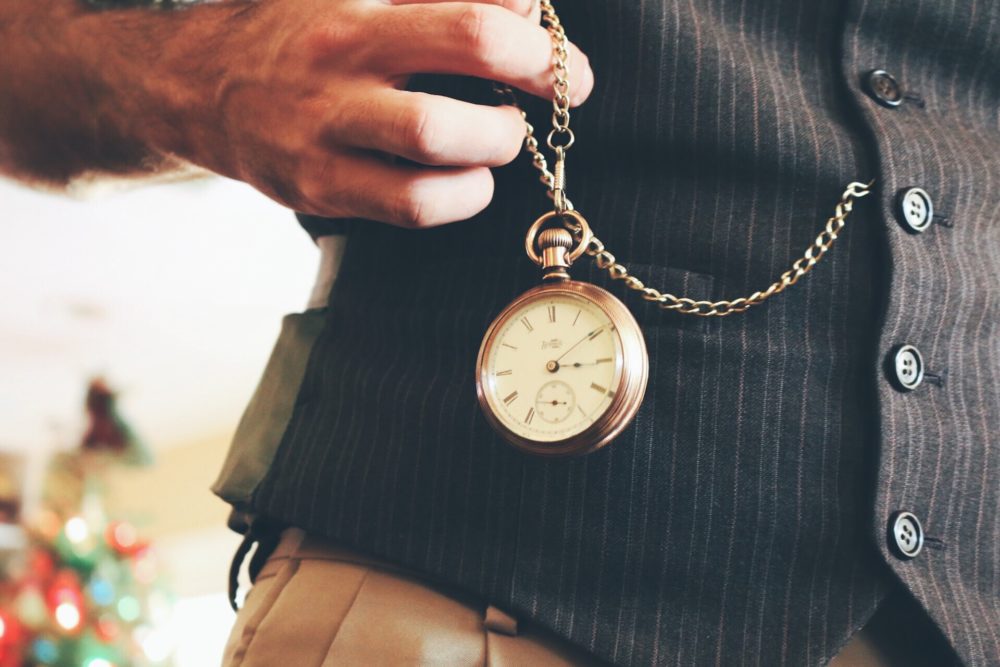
[476,211,649,457]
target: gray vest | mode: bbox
[214,1,1000,664]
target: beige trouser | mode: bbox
[221,527,605,666]
[221,528,913,666]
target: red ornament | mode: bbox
[105,521,141,555]
[0,611,26,667]
[28,549,56,584]
[95,613,120,642]
[47,570,85,634]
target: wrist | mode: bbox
[70,2,252,178]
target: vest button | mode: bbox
[889,344,924,391]
[889,511,924,559]
[866,69,904,107]
[896,187,934,233]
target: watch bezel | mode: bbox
[476,280,649,457]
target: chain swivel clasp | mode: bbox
[552,146,569,214]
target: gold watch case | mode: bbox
[476,279,649,457]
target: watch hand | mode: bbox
[555,325,605,363]
[567,358,614,368]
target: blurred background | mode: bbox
[0,175,318,666]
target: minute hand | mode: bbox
[555,325,605,363]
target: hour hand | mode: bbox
[567,357,614,368]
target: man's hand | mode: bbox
[0,0,594,227]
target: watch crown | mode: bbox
[538,228,574,280]
[538,228,574,249]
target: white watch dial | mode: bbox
[483,291,623,442]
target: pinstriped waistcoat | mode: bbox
[212,0,1000,664]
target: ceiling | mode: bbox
[0,175,318,456]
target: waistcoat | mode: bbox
[213,1,1000,664]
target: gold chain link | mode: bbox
[578,181,874,316]
[493,0,574,211]
[498,0,874,317]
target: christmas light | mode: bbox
[89,579,115,606]
[32,638,58,663]
[5,378,168,666]
[135,625,173,662]
[111,522,137,550]
[36,509,62,540]
[65,517,90,544]
[55,601,82,631]
[133,549,158,584]
[95,613,120,642]
[15,585,48,629]
[116,596,141,623]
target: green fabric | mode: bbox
[211,308,327,508]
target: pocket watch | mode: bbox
[476,211,649,457]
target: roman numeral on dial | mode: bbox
[521,317,534,332]
[525,407,535,424]
[547,305,556,323]
[503,391,519,406]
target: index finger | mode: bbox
[369,3,594,106]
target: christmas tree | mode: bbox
[0,379,173,667]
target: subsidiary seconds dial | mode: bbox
[476,281,648,456]
[534,380,576,424]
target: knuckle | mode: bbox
[302,20,362,61]
[301,185,338,217]
[394,99,440,162]
[455,5,500,64]
[262,171,310,212]
[299,156,354,217]
[390,182,433,227]
[299,177,331,212]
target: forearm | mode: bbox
[0,0,245,185]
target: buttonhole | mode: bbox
[923,369,947,387]
[923,536,946,551]
[932,214,953,228]
[903,92,926,108]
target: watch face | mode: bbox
[480,289,625,444]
